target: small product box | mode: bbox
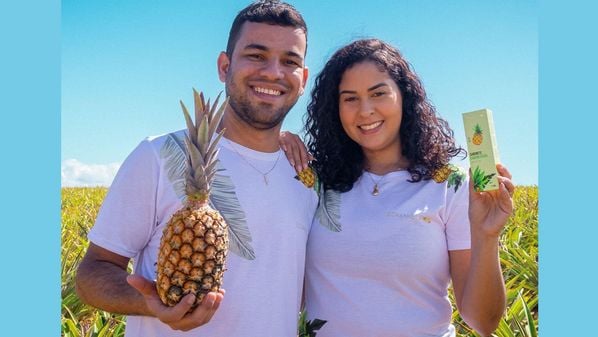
[462,108,500,192]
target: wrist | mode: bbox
[470,222,502,240]
[470,229,500,251]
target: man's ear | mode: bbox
[217,52,230,82]
[299,66,309,96]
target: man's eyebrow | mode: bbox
[243,44,304,61]
[286,50,303,60]
[339,83,389,95]
[244,43,268,52]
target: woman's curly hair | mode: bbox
[305,38,465,192]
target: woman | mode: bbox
[282,38,514,337]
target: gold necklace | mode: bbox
[226,139,281,185]
[365,167,405,196]
[365,171,384,196]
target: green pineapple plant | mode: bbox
[472,166,496,192]
[298,310,327,337]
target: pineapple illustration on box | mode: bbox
[156,89,230,307]
[472,124,484,145]
[463,108,500,192]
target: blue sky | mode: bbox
[62,0,537,186]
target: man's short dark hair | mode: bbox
[226,0,307,56]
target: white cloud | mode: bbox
[61,159,121,187]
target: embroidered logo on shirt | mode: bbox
[385,211,432,224]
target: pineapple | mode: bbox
[156,89,229,307]
[472,124,483,145]
[432,165,453,183]
[295,166,317,188]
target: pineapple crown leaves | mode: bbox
[474,123,483,134]
[180,89,229,200]
[160,132,256,260]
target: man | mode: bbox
[75,1,317,336]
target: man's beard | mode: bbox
[225,82,297,130]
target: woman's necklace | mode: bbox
[365,172,384,196]
[227,139,281,185]
[365,166,406,196]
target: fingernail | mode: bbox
[290,161,295,166]
[296,165,302,172]
[207,294,216,306]
[303,163,308,170]
[187,294,195,305]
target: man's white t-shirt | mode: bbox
[305,170,470,337]
[89,131,318,337]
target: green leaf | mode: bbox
[209,91,222,121]
[63,318,81,337]
[495,318,516,337]
[192,88,205,125]
[184,135,205,170]
[207,96,227,142]
[180,100,196,145]
[197,115,210,157]
[308,318,328,331]
[520,292,537,337]
[446,165,466,192]
[205,132,225,168]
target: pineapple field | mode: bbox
[62,186,538,337]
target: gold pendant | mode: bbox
[372,184,379,196]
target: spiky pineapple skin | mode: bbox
[472,132,483,145]
[472,125,483,145]
[296,167,316,188]
[156,203,228,307]
[432,165,453,183]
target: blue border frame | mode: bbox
[0,0,60,334]
[540,0,597,336]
